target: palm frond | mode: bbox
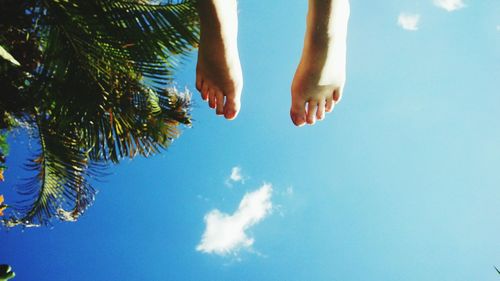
[1,0,199,227]
[36,0,198,93]
[82,86,191,162]
[2,116,101,227]
[33,0,197,162]
[0,45,20,66]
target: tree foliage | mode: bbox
[0,0,199,227]
[0,264,15,281]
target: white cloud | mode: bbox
[398,13,420,31]
[230,166,243,182]
[225,166,245,187]
[433,0,465,11]
[196,184,273,256]
[497,25,500,31]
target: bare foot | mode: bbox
[291,0,350,126]
[196,0,243,120]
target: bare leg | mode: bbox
[291,0,350,126]
[195,0,243,120]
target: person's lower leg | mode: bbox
[195,0,243,119]
[290,0,350,126]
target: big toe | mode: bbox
[224,95,240,120]
[290,98,307,127]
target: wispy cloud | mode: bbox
[196,184,273,256]
[225,166,245,187]
[398,13,420,31]
[433,0,465,11]
[230,166,243,182]
[497,25,500,31]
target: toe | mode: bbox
[306,101,318,125]
[290,97,307,126]
[208,90,216,109]
[325,96,334,113]
[215,91,225,115]
[196,75,202,92]
[224,94,240,120]
[201,82,209,101]
[334,86,344,103]
[317,99,326,121]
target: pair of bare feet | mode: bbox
[195,0,350,126]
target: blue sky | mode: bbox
[1,0,500,280]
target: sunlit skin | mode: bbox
[195,0,350,126]
[291,0,350,126]
[195,0,243,120]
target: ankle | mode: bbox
[198,0,238,45]
[197,0,238,26]
[306,0,350,39]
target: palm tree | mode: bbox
[0,264,15,281]
[0,0,199,227]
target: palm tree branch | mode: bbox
[2,114,99,227]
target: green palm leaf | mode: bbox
[3,115,100,226]
[35,0,198,162]
[0,45,20,66]
[1,0,199,227]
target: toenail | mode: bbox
[292,115,306,127]
[225,110,235,119]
